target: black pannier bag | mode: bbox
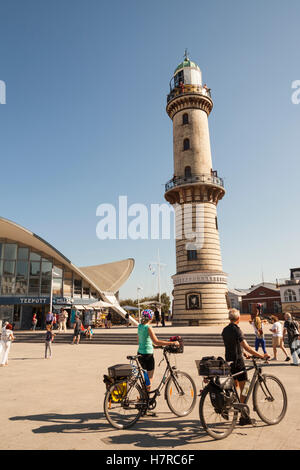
[108,364,133,379]
[165,335,184,354]
[196,356,231,377]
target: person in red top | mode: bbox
[32,313,37,331]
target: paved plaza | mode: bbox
[1,322,300,451]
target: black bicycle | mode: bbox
[104,346,197,429]
[198,356,288,440]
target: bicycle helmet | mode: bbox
[141,309,154,321]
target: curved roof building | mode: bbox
[0,217,136,329]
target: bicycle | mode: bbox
[197,356,288,440]
[103,346,197,429]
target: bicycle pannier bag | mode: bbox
[196,356,230,376]
[108,364,133,379]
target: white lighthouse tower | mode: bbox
[165,52,228,325]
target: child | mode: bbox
[45,325,54,359]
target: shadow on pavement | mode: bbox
[9,411,267,448]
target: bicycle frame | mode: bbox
[128,350,181,406]
[225,359,265,416]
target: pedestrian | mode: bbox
[222,308,269,425]
[125,312,130,327]
[62,309,68,332]
[52,313,57,330]
[106,311,112,329]
[283,312,300,366]
[249,311,268,358]
[72,315,82,344]
[0,323,15,367]
[154,308,160,327]
[45,325,54,359]
[137,309,179,394]
[45,311,53,327]
[269,315,290,361]
[31,313,37,330]
[84,325,94,340]
[161,310,165,327]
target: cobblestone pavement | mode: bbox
[1,325,299,451]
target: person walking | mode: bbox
[283,312,300,366]
[137,309,179,394]
[249,311,268,357]
[45,325,54,359]
[161,310,165,327]
[154,308,160,327]
[269,315,290,361]
[0,323,15,367]
[222,308,269,425]
[62,309,68,332]
[45,311,53,327]
[106,311,112,329]
[31,313,37,331]
[72,315,82,345]
[52,313,57,330]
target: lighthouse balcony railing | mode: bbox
[167,85,211,103]
[165,174,224,192]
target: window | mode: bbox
[184,166,192,178]
[4,243,17,260]
[284,289,297,302]
[183,138,190,151]
[187,250,197,261]
[182,113,189,125]
[18,247,29,260]
[215,217,218,230]
[74,278,82,297]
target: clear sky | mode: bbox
[0,0,300,300]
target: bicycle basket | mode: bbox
[196,356,231,377]
[165,335,184,354]
[107,364,133,379]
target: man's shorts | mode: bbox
[138,354,155,372]
[272,336,281,347]
[230,361,248,382]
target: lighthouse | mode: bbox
[164,52,228,325]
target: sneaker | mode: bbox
[238,416,256,426]
[270,357,277,361]
[145,410,157,417]
[285,357,291,362]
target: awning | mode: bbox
[74,305,85,310]
[87,300,112,308]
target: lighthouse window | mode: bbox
[183,113,189,125]
[184,166,192,178]
[215,217,218,230]
[183,138,190,151]
[187,250,197,261]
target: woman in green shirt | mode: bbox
[137,309,179,391]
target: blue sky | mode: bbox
[0,0,300,299]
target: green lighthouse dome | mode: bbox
[174,59,201,75]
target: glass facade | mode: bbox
[0,239,97,300]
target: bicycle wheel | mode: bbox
[104,380,146,429]
[166,371,196,417]
[199,386,238,440]
[253,374,287,425]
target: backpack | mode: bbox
[289,321,300,337]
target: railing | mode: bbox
[276,278,300,286]
[165,174,224,192]
[167,84,211,103]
